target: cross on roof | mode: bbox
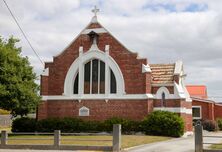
[92,6,99,17]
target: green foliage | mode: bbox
[36,117,85,132]
[12,113,184,137]
[12,117,37,132]
[142,111,185,137]
[103,117,141,133]
[12,117,141,133]
[217,118,222,130]
[202,120,218,131]
[0,36,40,117]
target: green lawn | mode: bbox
[2,134,172,148]
[210,143,222,150]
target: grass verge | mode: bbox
[3,135,172,148]
[210,143,222,150]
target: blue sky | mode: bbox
[0,0,222,101]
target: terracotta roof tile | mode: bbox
[150,63,175,84]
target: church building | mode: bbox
[38,7,193,134]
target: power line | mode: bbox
[2,0,44,66]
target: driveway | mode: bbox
[127,131,222,152]
[127,136,194,152]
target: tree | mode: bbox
[0,36,40,117]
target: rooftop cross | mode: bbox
[92,5,99,17]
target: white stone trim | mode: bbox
[156,87,170,99]
[42,94,154,100]
[91,16,98,23]
[41,68,49,76]
[174,60,183,75]
[174,82,185,99]
[152,84,174,87]
[191,97,214,103]
[192,106,202,119]
[81,28,107,35]
[41,93,190,101]
[79,106,89,116]
[153,107,192,114]
[142,64,151,73]
[63,43,125,97]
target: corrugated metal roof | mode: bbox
[186,85,208,99]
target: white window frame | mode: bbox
[192,106,202,119]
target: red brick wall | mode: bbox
[40,76,48,95]
[192,100,214,120]
[41,22,150,95]
[153,99,191,108]
[180,113,193,131]
[214,104,222,119]
[38,100,150,121]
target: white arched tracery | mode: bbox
[64,44,125,97]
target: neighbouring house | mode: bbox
[37,9,193,134]
[187,85,222,121]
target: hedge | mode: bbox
[12,117,139,133]
[217,118,222,130]
[202,119,218,131]
[12,117,37,132]
[142,111,185,137]
[12,111,185,137]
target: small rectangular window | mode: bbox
[192,106,201,119]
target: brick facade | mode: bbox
[38,100,151,121]
[38,18,193,133]
[192,99,222,121]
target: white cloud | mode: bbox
[0,0,222,101]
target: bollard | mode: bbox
[113,124,121,152]
[1,130,8,146]
[195,122,203,152]
[54,130,61,147]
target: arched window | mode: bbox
[73,73,79,94]
[73,59,117,94]
[161,92,166,107]
[110,68,116,93]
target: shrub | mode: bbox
[12,117,36,132]
[142,111,185,137]
[217,118,222,130]
[36,117,84,132]
[103,117,141,133]
[202,120,218,131]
